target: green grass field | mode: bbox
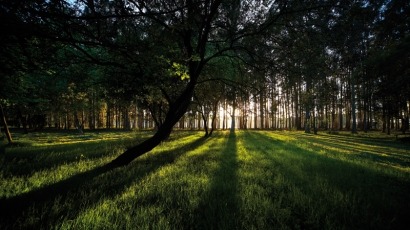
[1,130,409,229]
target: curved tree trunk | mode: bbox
[108,78,198,168]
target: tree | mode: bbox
[366,0,410,134]
[0,103,13,144]
[6,0,407,167]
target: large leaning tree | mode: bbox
[1,0,334,167]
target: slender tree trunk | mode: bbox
[222,100,226,130]
[331,91,336,131]
[339,104,343,131]
[197,112,201,130]
[260,90,264,129]
[0,104,13,144]
[345,103,351,130]
[305,92,311,133]
[294,85,300,130]
[106,103,111,129]
[285,90,290,129]
[281,97,285,129]
[363,100,368,133]
[254,94,258,129]
[382,105,386,133]
[74,112,84,134]
[17,108,28,134]
[313,99,317,135]
[209,101,218,136]
[230,102,236,133]
[351,70,357,134]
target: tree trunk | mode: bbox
[260,90,264,129]
[339,104,343,131]
[345,104,351,130]
[223,100,227,130]
[230,100,236,133]
[294,85,300,130]
[106,103,111,129]
[17,108,28,134]
[209,101,218,136]
[109,76,198,168]
[254,94,258,129]
[0,104,13,144]
[351,72,357,134]
[201,112,209,137]
[74,113,84,134]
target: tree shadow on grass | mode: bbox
[0,134,209,229]
[242,131,410,229]
[1,140,129,178]
[291,132,410,168]
[316,132,410,151]
[1,131,195,178]
[191,131,240,229]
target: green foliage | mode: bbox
[1,130,409,229]
[169,62,190,81]
[1,0,408,135]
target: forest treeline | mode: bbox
[1,1,409,163]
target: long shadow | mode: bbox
[2,131,195,178]
[192,131,240,229]
[246,131,410,189]
[2,140,131,178]
[243,131,410,229]
[290,133,410,167]
[0,135,209,229]
[315,132,409,150]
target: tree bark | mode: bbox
[108,74,198,167]
[201,112,209,137]
[230,96,236,132]
[294,85,301,130]
[260,90,264,129]
[209,100,218,136]
[350,71,357,134]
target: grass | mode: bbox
[0,130,409,229]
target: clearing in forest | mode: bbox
[0,130,409,229]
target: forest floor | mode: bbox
[1,130,409,229]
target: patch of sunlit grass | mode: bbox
[238,130,410,228]
[285,131,410,174]
[57,132,224,229]
[10,130,154,147]
[1,130,409,229]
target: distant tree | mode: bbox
[0,103,12,144]
[366,0,410,134]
